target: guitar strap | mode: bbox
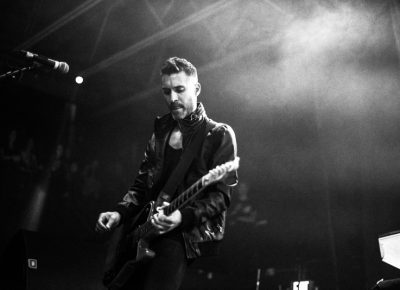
[156,119,216,206]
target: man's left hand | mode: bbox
[151,202,182,234]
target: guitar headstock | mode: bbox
[203,157,240,186]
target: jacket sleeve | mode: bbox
[180,124,238,229]
[114,133,156,223]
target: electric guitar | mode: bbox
[103,157,240,290]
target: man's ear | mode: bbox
[195,82,201,97]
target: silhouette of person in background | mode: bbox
[229,181,267,227]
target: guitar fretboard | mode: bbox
[164,175,209,215]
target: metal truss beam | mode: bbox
[80,0,237,77]
[15,0,106,50]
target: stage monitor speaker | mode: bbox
[0,229,105,290]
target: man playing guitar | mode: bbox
[96,57,238,290]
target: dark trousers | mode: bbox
[123,236,190,290]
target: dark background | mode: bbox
[1,0,400,289]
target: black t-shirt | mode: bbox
[150,143,184,243]
[151,143,182,201]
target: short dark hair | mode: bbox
[160,57,198,78]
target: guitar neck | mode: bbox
[162,157,239,216]
[164,175,208,216]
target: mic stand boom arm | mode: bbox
[0,63,38,80]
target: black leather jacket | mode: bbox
[115,103,238,258]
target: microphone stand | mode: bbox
[0,64,38,80]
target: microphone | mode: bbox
[20,50,69,74]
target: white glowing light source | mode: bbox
[75,76,84,84]
[292,280,310,290]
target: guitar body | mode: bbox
[103,202,158,290]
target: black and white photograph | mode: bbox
[1,1,400,289]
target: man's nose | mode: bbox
[170,91,178,102]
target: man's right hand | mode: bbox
[95,211,121,233]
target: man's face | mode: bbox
[161,71,201,120]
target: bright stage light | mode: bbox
[75,76,83,84]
